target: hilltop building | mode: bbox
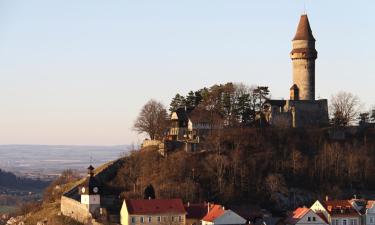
[264,14,329,128]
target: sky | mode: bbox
[0,1,374,145]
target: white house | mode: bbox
[287,207,329,225]
[201,204,246,225]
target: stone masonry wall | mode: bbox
[61,196,92,224]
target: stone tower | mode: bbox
[290,14,317,100]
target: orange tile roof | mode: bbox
[202,204,226,222]
[367,201,375,209]
[293,207,310,219]
[286,207,310,225]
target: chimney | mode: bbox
[187,202,190,207]
[148,197,151,200]
[326,195,329,201]
[207,203,210,213]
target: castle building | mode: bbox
[264,14,329,128]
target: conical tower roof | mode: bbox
[293,14,315,41]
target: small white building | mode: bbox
[78,165,101,214]
[201,204,246,225]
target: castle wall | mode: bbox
[61,196,92,223]
[287,99,329,128]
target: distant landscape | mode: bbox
[0,145,130,180]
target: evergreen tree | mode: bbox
[236,94,252,125]
[185,91,196,108]
[144,184,156,199]
[358,112,370,125]
[194,90,204,107]
[169,94,186,112]
[371,109,375,123]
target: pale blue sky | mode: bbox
[0,1,374,145]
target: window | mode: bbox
[308,217,311,222]
[179,216,183,222]
[343,219,347,225]
[157,217,161,223]
[371,217,375,224]
[131,217,136,224]
[148,217,152,223]
[313,217,316,222]
[335,219,340,225]
[140,217,144,223]
[353,220,357,225]
[350,219,354,225]
[172,216,175,222]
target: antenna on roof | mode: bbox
[303,2,307,14]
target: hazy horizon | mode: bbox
[1,1,374,145]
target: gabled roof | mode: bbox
[288,208,329,225]
[202,204,226,222]
[293,14,315,41]
[287,207,310,224]
[125,199,186,215]
[184,203,209,219]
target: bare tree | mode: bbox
[330,92,361,126]
[133,99,168,140]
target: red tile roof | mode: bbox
[293,208,310,219]
[287,207,309,224]
[184,203,209,219]
[324,200,360,217]
[293,14,315,41]
[125,199,186,215]
[202,204,226,222]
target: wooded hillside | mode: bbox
[107,127,375,214]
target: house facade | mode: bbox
[120,199,186,225]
